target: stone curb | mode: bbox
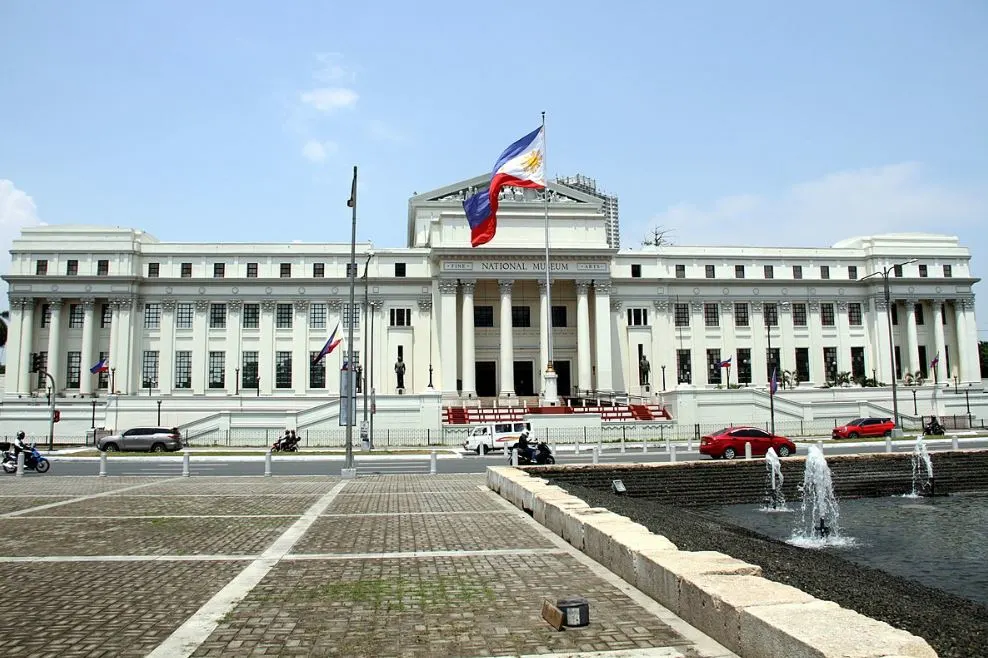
[487,466,937,658]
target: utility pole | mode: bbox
[343,166,358,475]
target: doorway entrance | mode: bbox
[514,361,534,396]
[553,360,572,397]
[475,361,497,397]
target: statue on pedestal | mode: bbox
[395,356,406,390]
[639,355,651,386]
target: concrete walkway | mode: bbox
[0,474,733,658]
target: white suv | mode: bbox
[97,427,184,452]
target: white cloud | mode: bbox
[300,87,358,112]
[301,139,338,163]
[640,162,987,248]
[314,52,356,83]
[0,180,43,307]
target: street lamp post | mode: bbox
[660,365,666,391]
[360,251,374,451]
[861,258,917,437]
[157,399,162,425]
[235,367,240,395]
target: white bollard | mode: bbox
[642,439,648,454]
[99,451,107,477]
[182,449,190,477]
[744,442,752,460]
[15,451,24,477]
[620,437,626,454]
[592,446,599,465]
[264,449,272,477]
[511,448,518,466]
[951,435,959,451]
[574,441,580,455]
[687,435,693,452]
[430,450,437,475]
[885,436,893,453]
[670,444,677,463]
[665,436,671,453]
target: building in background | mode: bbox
[558,174,620,249]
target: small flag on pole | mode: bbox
[930,352,940,369]
[717,356,733,368]
[312,323,343,365]
[770,368,779,395]
[90,357,109,374]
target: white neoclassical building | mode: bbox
[0,174,982,435]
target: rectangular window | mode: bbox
[795,347,810,383]
[891,303,898,325]
[40,304,50,328]
[766,347,780,381]
[180,262,192,278]
[97,259,109,276]
[824,346,838,382]
[148,262,159,278]
[101,304,111,328]
[309,303,327,330]
[97,351,109,389]
[66,351,81,388]
[209,303,227,329]
[631,264,642,278]
[247,262,258,278]
[704,303,719,327]
[174,351,192,389]
[280,263,291,278]
[313,262,325,278]
[792,303,807,327]
[475,306,494,328]
[394,262,406,277]
[69,304,84,329]
[707,349,722,385]
[941,303,947,325]
[821,303,835,326]
[918,345,928,378]
[705,264,715,278]
[275,351,292,389]
[764,303,778,327]
[894,346,902,379]
[735,265,745,279]
[242,303,260,329]
[943,264,952,278]
[848,302,863,326]
[142,351,160,389]
[894,264,903,278]
[342,303,359,329]
[208,351,225,388]
[918,264,928,278]
[35,352,48,389]
[677,349,692,384]
[35,259,48,275]
[820,265,830,279]
[675,264,685,279]
[66,259,78,275]
[176,303,194,329]
[792,265,803,279]
[242,352,259,389]
[674,303,690,327]
[737,348,752,384]
[627,308,648,326]
[915,303,924,325]
[144,303,161,329]
[309,351,326,388]
[213,263,225,278]
[276,303,293,329]
[848,265,858,280]
[511,306,530,328]
[551,305,567,327]
[391,308,413,327]
[763,265,774,279]
[851,346,865,379]
[734,303,749,327]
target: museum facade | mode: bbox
[2,174,982,408]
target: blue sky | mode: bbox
[1,1,986,333]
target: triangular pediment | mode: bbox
[410,174,601,206]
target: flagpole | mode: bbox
[344,165,358,473]
[541,110,558,405]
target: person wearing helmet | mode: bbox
[12,431,29,461]
[515,430,532,462]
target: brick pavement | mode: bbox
[0,474,733,658]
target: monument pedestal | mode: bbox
[542,369,559,406]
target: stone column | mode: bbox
[592,281,613,393]
[575,280,592,392]
[961,296,980,384]
[159,299,176,392]
[932,299,946,383]
[865,298,882,382]
[46,298,64,392]
[460,280,476,398]
[259,300,276,395]
[116,297,138,393]
[226,300,242,394]
[293,299,309,393]
[953,297,979,383]
[690,300,708,386]
[192,299,208,394]
[537,280,550,379]
[806,300,823,384]
[904,299,920,376]
[11,298,34,394]
[417,297,434,391]
[498,279,515,397]
[723,300,740,385]
[79,298,97,396]
[437,279,458,395]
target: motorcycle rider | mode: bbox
[515,430,533,462]
[11,431,30,463]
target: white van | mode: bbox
[462,422,531,454]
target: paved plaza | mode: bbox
[0,474,732,658]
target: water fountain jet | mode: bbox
[762,447,788,511]
[789,445,850,547]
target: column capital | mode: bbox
[260,299,277,312]
[417,297,433,311]
[194,298,210,312]
[498,279,514,294]
[8,296,32,309]
[293,299,309,312]
[836,300,848,312]
[874,297,888,311]
[862,299,871,312]
[610,298,623,312]
[369,299,383,310]
[110,296,133,309]
[958,295,975,310]
[779,300,792,313]
[327,299,342,311]
[161,298,177,312]
[575,280,591,294]
[47,297,64,309]
[593,279,612,295]
[690,300,704,313]
[720,299,734,312]
[751,300,763,313]
[902,297,919,307]
[807,300,820,312]
[227,299,243,312]
[460,279,476,295]
[653,298,670,312]
[79,297,97,310]
[537,279,548,293]
[438,279,458,295]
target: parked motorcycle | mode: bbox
[2,444,51,474]
[509,441,555,465]
[923,419,946,436]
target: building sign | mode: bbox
[442,260,609,274]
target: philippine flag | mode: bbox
[312,323,343,365]
[463,126,546,247]
[770,368,779,395]
[930,351,940,368]
[90,357,109,374]
[717,356,733,368]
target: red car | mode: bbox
[699,426,796,460]
[831,417,895,439]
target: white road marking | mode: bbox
[0,554,256,563]
[5,514,299,520]
[1,478,185,518]
[146,480,348,658]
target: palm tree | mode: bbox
[782,369,800,390]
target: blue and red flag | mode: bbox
[770,368,779,395]
[718,356,732,368]
[463,126,546,247]
[312,322,343,365]
[90,357,109,374]
[930,352,940,369]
